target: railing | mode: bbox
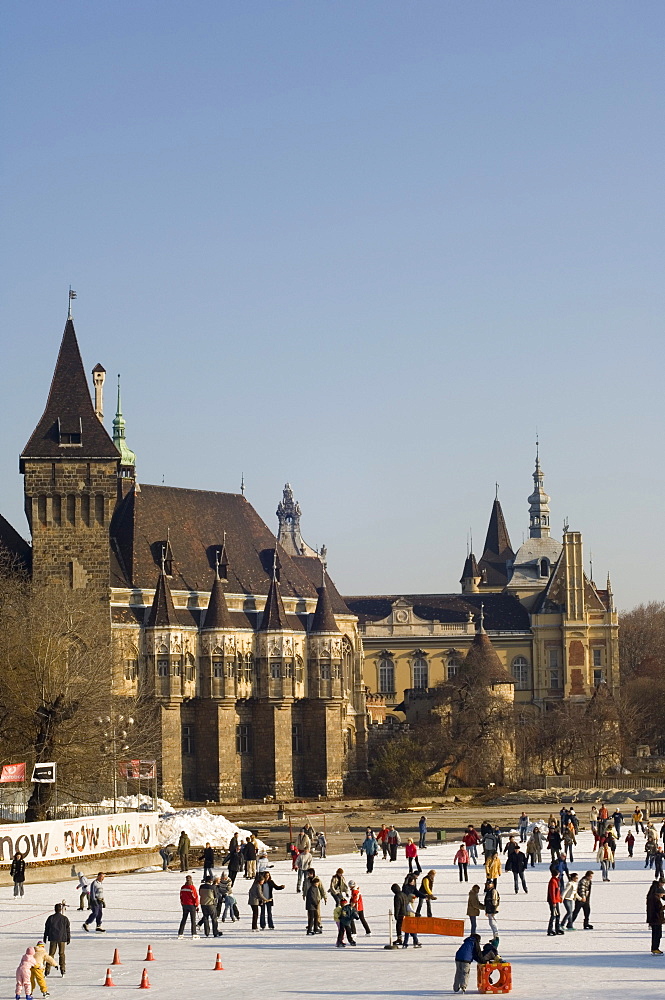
[0,803,145,823]
[517,774,665,792]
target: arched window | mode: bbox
[378,657,395,694]
[412,657,428,689]
[540,558,549,577]
[512,656,529,690]
[447,656,461,681]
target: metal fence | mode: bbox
[0,803,143,823]
[517,773,665,792]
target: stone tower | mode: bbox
[20,318,120,594]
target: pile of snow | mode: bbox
[157,807,269,852]
[98,793,174,812]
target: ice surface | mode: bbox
[1,826,662,998]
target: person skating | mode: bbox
[305,876,326,935]
[295,849,313,893]
[485,852,502,888]
[526,834,538,868]
[561,873,580,929]
[316,831,327,858]
[11,852,26,898]
[387,826,401,862]
[405,838,422,875]
[415,870,437,918]
[227,844,242,887]
[597,840,612,881]
[655,847,665,880]
[563,825,577,863]
[297,827,311,853]
[463,826,481,864]
[214,873,231,918]
[248,875,268,931]
[361,830,379,873]
[466,884,484,935]
[517,812,529,843]
[15,946,36,999]
[221,890,238,923]
[244,837,258,880]
[329,868,349,905]
[482,827,499,858]
[418,815,428,849]
[612,809,624,838]
[454,843,470,882]
[551,853,569,893]
[31,943,56,997]
[177,875,200,938]
[483,880,500,938]
[506,844,528,893]
[453,933,483,993]
[647,882,665,955]
[198,876,220,937]
[391,883,408,946]
[503,835,518,862]
[547,826,562,862]
[349,881,371,935]
[260,872,284,929]
[625,830,636,857]
[75,872,90,909]
[201,842,215,879]
[377,825,390,860]
[570,871,594,929]
[44,904,70,977]
[177,830,190,872]
[334,897,358,947]
[82,873,105,932]
[547,871,564,936]
[402,891,421,949]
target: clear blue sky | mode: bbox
[1,1,663,608]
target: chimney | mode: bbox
[92,364,106,420]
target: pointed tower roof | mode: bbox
[21,318,119,467]
[203,573,233,629]
[259,573,290,630]
[528,443,552,539]
[478,495,515,588]
[459,552,480,585]
[146,567,178,628]
[112,375,136,469]
[311,574,340,634]
[463,612,515,685]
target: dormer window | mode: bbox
[540,558,550,577]
[57,417,82,446]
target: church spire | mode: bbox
[112,375,137,473]
[477,489,515,589]
[528,443,551,538]
[146,558,178,627]
[276,483,318,557]
[203,559,233,629]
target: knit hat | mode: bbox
[348,880,356,888]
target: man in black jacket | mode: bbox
[506,845,528,894]
[44,903,70,976]
[391,883,408,946]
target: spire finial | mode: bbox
[116,373,122,416]
[470,528,473,555]
[589,551,594,582]
[495,482,499,501]
[240,473,245,496]
[319,544,328,587]
[215,547,221,580]
[480,602,485,631]
[67,286,77,319]
[160,544,166,575]
[272,547,278,581]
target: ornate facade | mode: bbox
[5,317,367,802]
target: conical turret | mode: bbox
[146,565,178,628]
[259,553,290,631]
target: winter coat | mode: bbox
[248,881,267,906]
[297,833,311,852]
[387,829,400,846]
[597,844,613,864]
[180,883,199,907]
[261,877,284,902]
[10,856,26,882]
[296,851,313,872]
[338,902,358,927]
[350,888,365,913]
[525,838,538,858]
[419,874,436,899]
[532,826,543,847]
[455,935,483,964]
[563,829,577,847]
[562,881,580,903]
[625,832,635,845]
[463,830,481,847]
[547,830,562,852]
[44,912,71,943]
[33,944,57,972]
[647,891,665,926]
[305,882,326,910]
[216,875,232,898]
[244,841,257,862]
[405,842,419,859]
[89,878,105,904]
[480,821,493,838]
[504,840,519,858]
[199,883,216,907]
[330,872,349,897]
[506,850,527,874]
[485,855,502,880]
[547,876,561,905]
[361,836,378,856]
[484,887,500,914]
[466,888,484,917]
[376,828,389,843]
[177,832,190,855]
[202,847,215,867]
[76,874,89,892]
[454,848,470,865]
[391,885,408,920]
[482,832,499,854]
[577,876,593,901]
[227,850,242,873]
[419,817,427,834]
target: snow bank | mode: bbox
[157,807,269,852]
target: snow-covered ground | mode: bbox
[1,826,662,998]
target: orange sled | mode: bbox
[401,916,465,937]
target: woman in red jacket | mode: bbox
[463,826,481,865]
[454,843,470,882]
[348,882,371,935]
[178,876,200,938]
[405,839,422,875]
[547,874,563,937]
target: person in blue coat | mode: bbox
[453,934,483,993]
[360,832,379,873]
[418,816,428,849]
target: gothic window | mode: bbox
[412,657,428,689]
[185,654,196,681]
[511,656,529,690]
[157,659,169,677]
[447,657,461,681]
[320,658,331,680]
[244,654,253,682]
[213,660,224,678]
[172,658,182,677]
[236,724,252,755]
[540,558,549,577]
[123,658,138,681]
[182,725,194,755]
[270,661,281,679]
[284,660,293,678]
[226,659,235,679]
[292,723,303,755]
[378,657,395,694]
[342,636,353,690]
[295,655,303,682]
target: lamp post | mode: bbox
[95,713,134,814]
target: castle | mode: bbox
[0,317,368,802]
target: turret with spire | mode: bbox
[528,442,551,538]
[276,484,318,557]
[112,375,137,490]
[477,486,515,590]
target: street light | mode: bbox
[94,713,135,814]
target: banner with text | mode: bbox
[0,763,26,783]
[0,812,160,864]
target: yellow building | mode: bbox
[346,453,619,717]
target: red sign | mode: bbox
[0,763,26,783]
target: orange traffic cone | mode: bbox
[213,953,224,971]
[145,945,155,961]
[139,968,151,989]
[104,968,116,987]
[111,948,122,965]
